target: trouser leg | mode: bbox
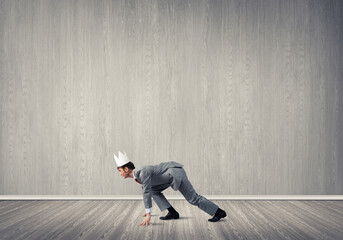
[178,175,219,216]
[152,185,172,211]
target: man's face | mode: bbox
[118,167,130,179]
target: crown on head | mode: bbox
[114,151,130,167]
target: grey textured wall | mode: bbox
[0,0,342,196]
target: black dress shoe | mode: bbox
[208,208,227,222]
[160,211,179,220]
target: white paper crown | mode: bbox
[114,151,130,167]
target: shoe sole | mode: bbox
[160,217,179,220]
[160,215,179,220]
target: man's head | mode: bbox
[117,161,135,179]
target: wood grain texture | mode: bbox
[0,200,343,239]
[0,0,342,195]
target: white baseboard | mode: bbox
[0,195,342,200]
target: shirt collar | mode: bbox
[133,170,137,179]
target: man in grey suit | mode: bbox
[114,151,227,226]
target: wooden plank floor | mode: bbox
[0,200,342,240]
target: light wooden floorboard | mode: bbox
[0,200,342,240]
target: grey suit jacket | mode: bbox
[134,161,185,209]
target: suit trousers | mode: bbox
[151,168,219,216]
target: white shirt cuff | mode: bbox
[145,208,152,213]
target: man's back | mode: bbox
[135,161,185,190]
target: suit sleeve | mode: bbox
[140,170,152,209]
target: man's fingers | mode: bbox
[139,220,152,226]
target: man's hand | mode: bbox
[140,212,152,226]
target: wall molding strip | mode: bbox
[0,195,342,200]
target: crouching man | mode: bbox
[114,151,227,226]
